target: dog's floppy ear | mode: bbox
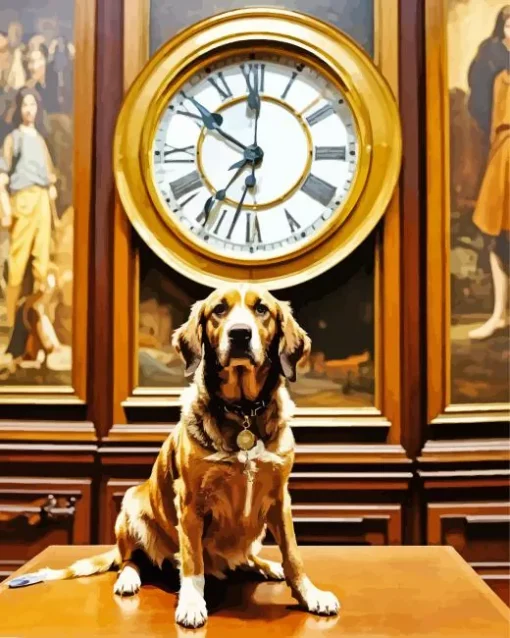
[172,299,206,377]
[277,300,311,382]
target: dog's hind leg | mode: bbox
[113,514,142,596]
[114,555,141,596]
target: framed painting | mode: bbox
[426,0,510,425]
[113,0,401,442]
[0,0,94,403]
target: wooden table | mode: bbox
[0,546,508,637]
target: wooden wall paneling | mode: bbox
[90,0,125,438]
[101,479,136,544]
[374,0,401,448]
[422,469,510,603]
[0,478,91,580]
[397,0,425,545]
[290,504,402,545]
[112,0,150,427]
[398,0,424,457]
[427,501,510,603]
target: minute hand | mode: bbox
[241,64,261,112]
[183,93,247,152]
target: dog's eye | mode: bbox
[213,302,227,316]
[254,302,269,316]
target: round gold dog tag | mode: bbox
[237,430,256,451]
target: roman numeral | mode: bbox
[227,208,242,240]
[245,213,262,243]
[306,103,335,126]
[157,144,195,164]
[175,109,200,120]
[315,146,346,161]
[281,72,298,100]
[207,72,233,100]
[175,108,203,129]
[284,209,301,232]
[240,63,265,93]
[180,192,199,209]
[301,174,337,206]
[169,170,202,201]
[213,209,227,235]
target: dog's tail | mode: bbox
[40,547,121,582]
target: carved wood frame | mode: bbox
[0,0,95,405]
[112,0,403,448]
[424,0,510,431]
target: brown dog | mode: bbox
[40,284,340,628]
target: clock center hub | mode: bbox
[197,96,312,210]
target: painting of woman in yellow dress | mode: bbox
[467,5,510,340]
[448,2,509,403]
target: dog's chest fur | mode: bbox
[192,455,279,566]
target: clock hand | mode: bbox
[227,170,257,235]
[181,92,248,152]
[228,144,264,170]
[241,64,261,113]
[201,138,264,225]
[181,92,223,128]
[201,161,251,225]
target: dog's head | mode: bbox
[172,284,310,382]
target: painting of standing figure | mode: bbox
[448,1,509,403]
[0,1,75,386]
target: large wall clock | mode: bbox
[114,7,401,289]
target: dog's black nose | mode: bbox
[228,324,252,345]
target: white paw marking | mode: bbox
[175,575,208,628]
[256,560,286,581]
[114,565,141,596]
[299,577,340,616]
[263,560,285,581]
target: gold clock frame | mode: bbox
[113,7,402,289]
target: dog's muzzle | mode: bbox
[227,323,254,361]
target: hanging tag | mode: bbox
[243,459,255,518]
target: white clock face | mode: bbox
[151,52,359,260]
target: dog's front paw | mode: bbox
[114,565,141,596]
[297,577,340,616]
[175,595,208,628]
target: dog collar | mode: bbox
[220,398,267,420]
[216,397,269,452]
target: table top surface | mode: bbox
[0,545,508,638]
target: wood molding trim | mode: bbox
[419,439,510,465]
[0,422,97,442]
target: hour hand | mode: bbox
[181,92,247,152]
[200,161,250,225]
[181,91,223,129]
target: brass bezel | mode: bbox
[114,7,402,289]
